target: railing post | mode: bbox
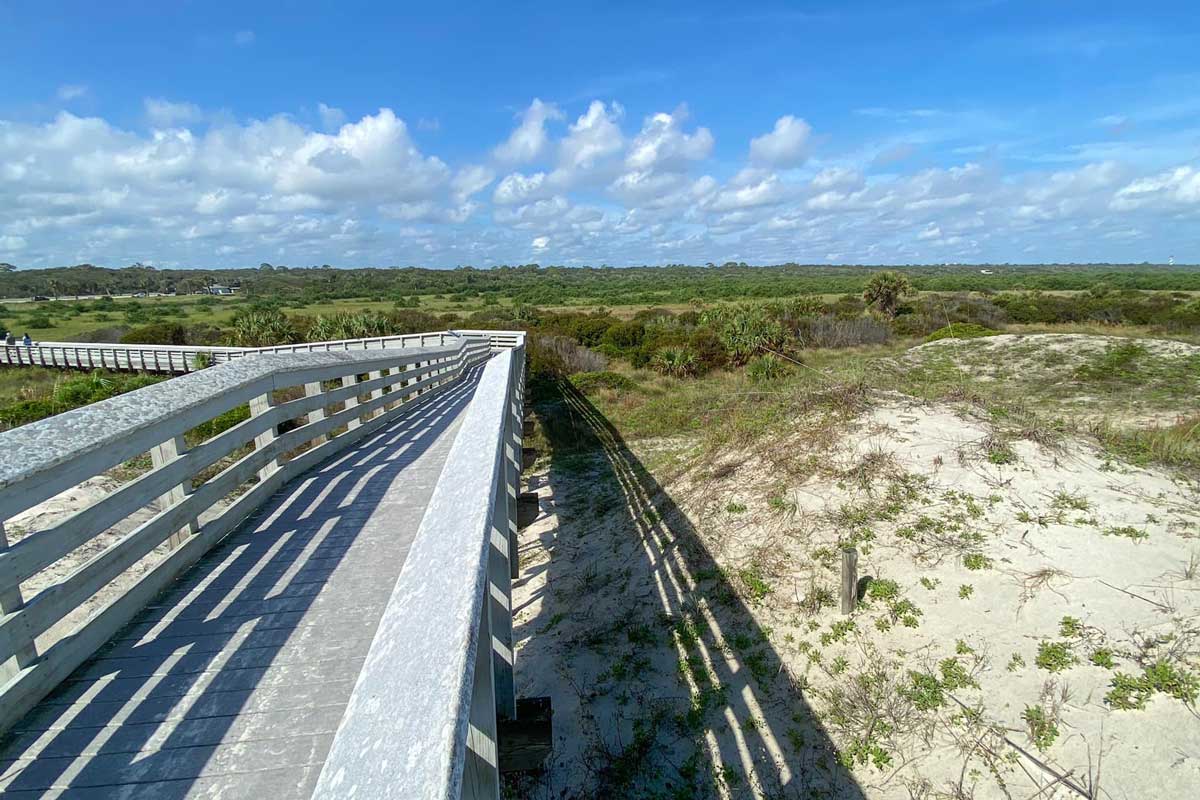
[149,435,200,549]
[466,588,502,800]
[249,392,280,480]
[0,521,38,683]
[304,382,328,448]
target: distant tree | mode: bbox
[0,263,16,272]
[862,271,915,317]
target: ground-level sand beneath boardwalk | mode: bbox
[509,392,1200,799]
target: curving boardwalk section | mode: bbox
[0,330,528,799]
[0,368,484,798]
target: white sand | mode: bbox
[512,382,1200,798]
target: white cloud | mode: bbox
[318,103,347,131]
[1112,166,1200,210]
[493,99,562,164]
[706,168,785,212]
[145,98,204,127]
[492,172,548,206]
[624,108,712,171]
[749,115,812,167]
[557,101,624,171]
[451,165,495,201]
[234,30,256,46]
[1,96,1197,267]
[56,85,87,101]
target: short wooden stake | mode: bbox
[841,547,859,615]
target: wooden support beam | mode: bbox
[841,547,859,615]
[499,697,553,774]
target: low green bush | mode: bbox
[569,371,637,393]
[0,399,58,428]
[746,352,790,382]
[120,322,188,345]
[924,323,1000,342]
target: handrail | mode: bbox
[0,329,525,374]
[313,345,525,800]
[0,335,495,735]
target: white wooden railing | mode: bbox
[314,344,526,800]
[0,330,499,374]
[0,332,505,736]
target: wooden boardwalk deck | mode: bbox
[0,368,483,799]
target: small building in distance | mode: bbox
[207,285,237,296]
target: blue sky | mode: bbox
[1,0,1197,268]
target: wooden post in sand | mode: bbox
[841,547,859,615]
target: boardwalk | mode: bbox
[0,368,483,799]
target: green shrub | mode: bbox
[1021,705,1059,751]
[1035,641,1076,673]
[652,346,698,378]
[701,305,785,364]
[120,322,188,345]
[225,310,299,347]
[0,399,58,428]
[600,320,646,351]
[23,314,53,329]
[746,353,789,382]
[924,323,999,342]
[306,311,392,341]
[569,371,636,393]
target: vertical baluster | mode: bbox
[367,370,383,419]
[341,374,361,430]
[150,435,200,549]
[489,444,516,723]
[304,382,328,448]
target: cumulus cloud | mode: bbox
[749,115,812,167]
[1112,166,1200,209]
[492,172,548,206]
[318,103,347,131]
[0,95,1197,267]
[145,98,205,127]
[494,98,562,164]
[557,100,624,171]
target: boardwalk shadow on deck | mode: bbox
[512,380,866,799]
[0,370,482,798]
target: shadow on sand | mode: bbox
[510,379,866,799]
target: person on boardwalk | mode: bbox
[3,331,14,346]
[22,333,32,347]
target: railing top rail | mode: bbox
[18,341,257,353]
[0,342,466,519]
[314,346,519,799]
[2,330,519,360]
